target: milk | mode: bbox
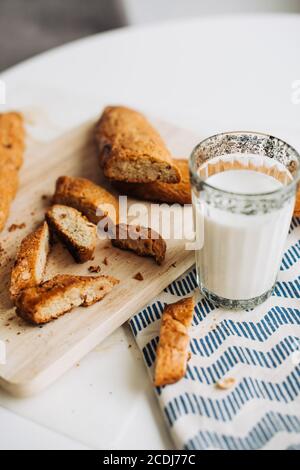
[195,167,295,302]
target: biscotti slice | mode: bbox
[294,189,300,217]
[53,176,118,225]
[0,112,25,231]
[111,224,166,265]
[113,159,191,205]
[46,205,97,263]
[95,106,181,184]
[16,274,119,325]
[10,222,50,301]
[154,297,194,387]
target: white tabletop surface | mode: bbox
[0,14,300,450]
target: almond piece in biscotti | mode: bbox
[16,274,119,325]
[154,297,194,387]
[111,224,166,265]
[10,222,50,301]
[95,106,181,184]
[46,204,97,263]
[113,158,191,205]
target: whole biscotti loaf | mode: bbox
[0,112,25,231]
[95,106,181,184]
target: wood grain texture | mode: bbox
[0,118,199,397]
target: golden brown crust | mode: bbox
[46,205,97,263]
[53,176,119,225]
[154,297,194,387]
[294,189,300,217]
[16,274,119,325]
[10,222,50,301]
[95,106,181,184]
[111,224,166,265]
[113,159,191,205]
[0,112,25,170]
[0,112,25,231]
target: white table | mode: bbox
[0,14,300,450]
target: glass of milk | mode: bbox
[190,132,300,309]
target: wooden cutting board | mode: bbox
[0,117,200,397]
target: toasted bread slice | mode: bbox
[10,222,50,301]
[16,274,119,325]
[53,176,118,225]
[111,224,166,265]
[46,205,97,263]
[0,112,25,231]
[154,297,194,387]
[95,106,181,184]
[113,159,191,205]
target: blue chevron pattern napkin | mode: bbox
[129,217,300,450]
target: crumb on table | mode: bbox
[215,377,236,390]
[88,265,101,273]
[8,223,26,232]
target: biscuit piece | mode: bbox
[294,189,300,217]
[95,106,181,184]
[113,159,191,205]
[46,205,97,263]
[0,112,25,231]
[111,224,166,265]
[154,297,194,387]
[53,176,118,225]
[16,274,119,325]
[10,222,50,301]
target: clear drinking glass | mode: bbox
[189,131,300,310]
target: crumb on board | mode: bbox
[88,265,101,273]
[171,262,177,268]
[103,257,109,266]
[133,272,144,281]
[215,377,236,390]
[8,223,26,232]
[188,352,192,361]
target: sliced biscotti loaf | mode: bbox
[16,274,119,325]
[111,224,166,265]
[0,112,25,170]
[113,159,191,205]
[95,106,181,184]
[154,297,194,387]
[53,176,119,225]
[46,205,97,263]
[0,112,25,231]
[10,222,50,301]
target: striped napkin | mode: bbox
[129,217,300,450]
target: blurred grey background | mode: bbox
[0,0,300,71]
